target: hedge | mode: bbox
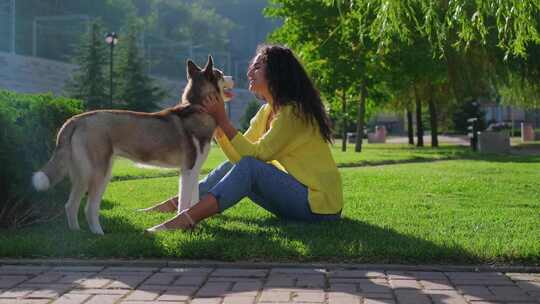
[0,90,83,228]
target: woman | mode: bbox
[146,44,343,231]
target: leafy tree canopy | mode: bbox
[326,0,540,59]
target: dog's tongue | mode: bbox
[224,90,234,99]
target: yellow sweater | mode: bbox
[215,103,343,214]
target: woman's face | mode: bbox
[247,54,270,101]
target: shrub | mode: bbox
[239,100,262,132]
[0,90,83,228]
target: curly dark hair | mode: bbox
[254,44,333,143]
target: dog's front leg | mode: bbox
[189,142,211,207]
[191,172,200,207]
[177,138,211,212]
[178,169,196,213]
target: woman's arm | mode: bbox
[229,107,308,161]
[218,117,238,140]
[203,93,310,161]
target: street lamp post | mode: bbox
[105,32,118,108]
[11,0,16,54]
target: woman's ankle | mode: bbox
[187,194,219,223]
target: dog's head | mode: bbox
[183,56,234,105]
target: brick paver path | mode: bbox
[0,265,538,303]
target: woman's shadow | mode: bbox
[172,213,478,264]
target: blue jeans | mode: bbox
[198,157,340,222]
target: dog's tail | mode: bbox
[32,118,78,191]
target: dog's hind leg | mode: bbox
[85,160,112,235]
[65,132,91,231]
[65,181,87,231]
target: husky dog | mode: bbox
[32,56,233,234]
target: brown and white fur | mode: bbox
[32,56,233,235]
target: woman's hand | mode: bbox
[203,93,238,140]
[202,93,228,125]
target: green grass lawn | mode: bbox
[2,143,539,265]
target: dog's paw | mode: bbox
[89,225,105,235]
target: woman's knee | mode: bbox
[233,156,267,179]
[217,160,233,171]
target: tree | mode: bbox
[499,45,540,111]
[146,1,234,51]
[328,0,540,60]
[381,33,451,147]
[414,85,424,147]
[407,108,414,145]
[330,0,540,110]
[266,0,540,150]
[64,20,109,110]
[115,22,167,111]
[143,0,235,78]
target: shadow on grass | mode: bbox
[337,156,462,168]
[170,214,481,265]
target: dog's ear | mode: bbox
[203,55,214,78]
[186,59,201,79]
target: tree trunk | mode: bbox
[341,92,347,152]
[407,109,414,145]
[428,82,439,147]
[355,84,367,152]
[414,85,424,147]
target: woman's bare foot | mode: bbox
[138,197,178,213]
[145,210,196,233]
